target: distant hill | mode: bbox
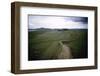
[29,28,87,32]
[29,28,52,31]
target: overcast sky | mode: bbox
[28,15,88,29]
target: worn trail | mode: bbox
[58,43,73,59]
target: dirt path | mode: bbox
[58,44,73,59]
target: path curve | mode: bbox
[58,42,73,59]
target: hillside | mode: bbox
[28,29,88,60]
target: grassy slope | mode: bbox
[28,29,87,60]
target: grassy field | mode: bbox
[28,29,88,60]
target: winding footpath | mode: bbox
[58,42,73,59]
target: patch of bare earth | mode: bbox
[58,44,73,59]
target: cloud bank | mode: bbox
[28,15,88,29]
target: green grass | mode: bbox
[28,29,88,60]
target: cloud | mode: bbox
[29,15,88,29]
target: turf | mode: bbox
[28,29,88,60]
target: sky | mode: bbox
[28,15,88,29]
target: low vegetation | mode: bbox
[28,29,88,60]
